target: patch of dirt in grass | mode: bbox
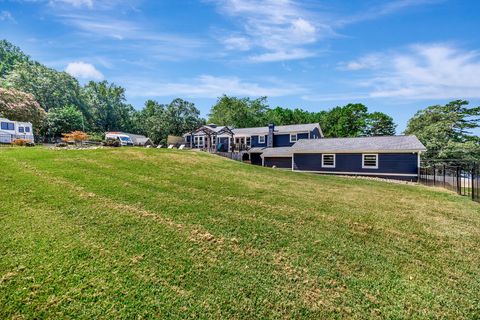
[189,229,225,244]
[271,252,350,313]
[0,271,18,284]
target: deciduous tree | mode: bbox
[0,40,29,78]
[208,95,269,128]
[3,61,86,114]
[364,112,396,136]
[0,87,46,130]
[404,100,480,161]
[43,105,84,138]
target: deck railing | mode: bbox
[187,141,250,153]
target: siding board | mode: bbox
[264,157,292,169]
[293,153,418,176]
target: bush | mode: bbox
[102,139,121,147]
[62,131,89,145]
[88,132,104,142]
[11,139,34,146]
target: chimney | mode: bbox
[267,123,274,148]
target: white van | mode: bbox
[105,132,134,146]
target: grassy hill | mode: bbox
[0,148,479,319]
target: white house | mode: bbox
[0,118,34,144]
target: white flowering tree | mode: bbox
[0,87,46,131]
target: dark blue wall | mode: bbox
[273,134,291,147]
[251,135,267,148]
[250,152,262,166]
[264,157,292,169]
[191,126,319,148]
[273,133,308,147]
[293,153,418,175]
[297,132,309,140]
[251,132,311,148]
[310,128,321,139]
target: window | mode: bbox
[246,137,251,147]
[362,154,378,169]
[258,135,266,144]
[322,154,335,168]
[18,127,24,133]
[1,122,14,130]
[290,133,297,143]
[194,136,204,147]
[25,127,30,133]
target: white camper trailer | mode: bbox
[0,118,34,144]
[105,132,134,146]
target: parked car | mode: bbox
[105,132,134,146]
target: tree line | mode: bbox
[1,39,479,162]
[209,96,396,137]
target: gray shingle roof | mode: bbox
[248,147,266,153]
[232,123,321,136]
[261,147,293,157]
[125,133,153,145]
[291,135,426,153]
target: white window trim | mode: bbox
[258,135,266,144]
[289,133,298,143]
[321,154,336,168]
[362,153,378,169]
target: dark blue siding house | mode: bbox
[184,123,323,155]
[261,136,426,181]
[183,123,426,181]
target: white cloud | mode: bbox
[338,54,383,71]
[340,44,480,99]
[223,36,251,51]
[210,0,440,63]
[49,0,94,8]
[250,49,316,62]
[124,75,305,98]
[65,61,104,80]
[0,11,15,22]
[211,0,325,62]
[336,0,443,26]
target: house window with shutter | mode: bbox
[322,154,335,168]
[362,154,378,169]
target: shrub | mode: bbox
[11,138,34,146]
[62,131,89,145]
[88,132,104,142]
[102,139,121,147]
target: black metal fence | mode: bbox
[419,162,479,202]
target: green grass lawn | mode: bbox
[0,147,479,319]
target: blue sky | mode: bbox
[1,0,480,132]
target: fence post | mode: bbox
[433,164,436,186]
[443,164,446,188]
[456,166,461,195]
[472,163,475,201]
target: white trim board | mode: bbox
[292,170,418,177]
[262,155,292,158]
